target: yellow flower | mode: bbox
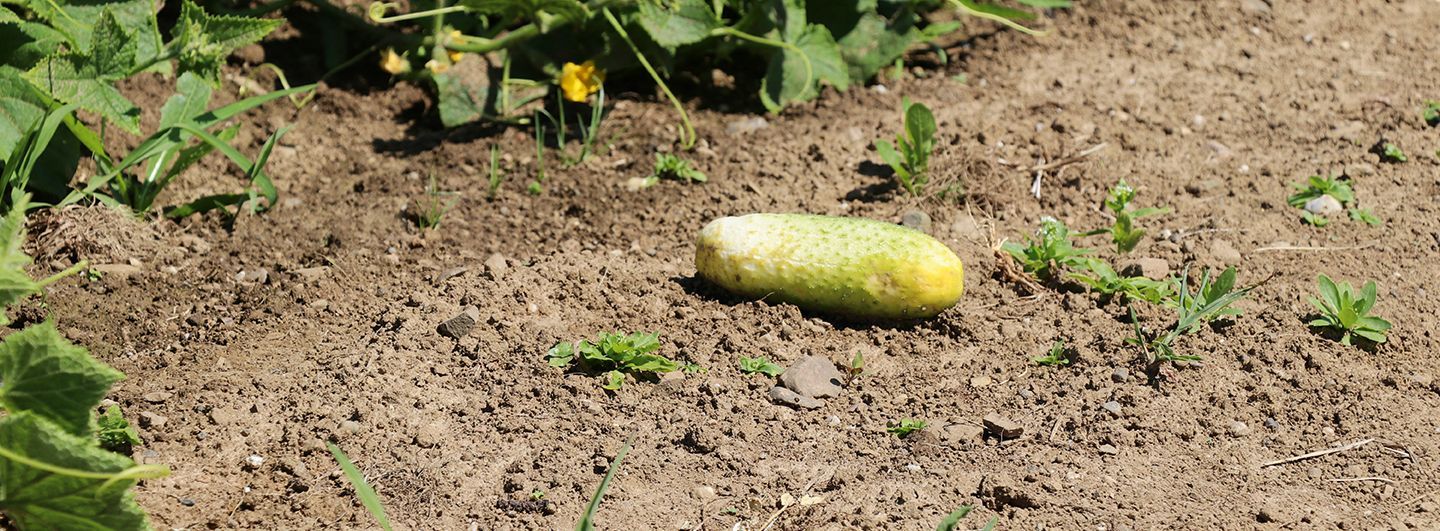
[425,59,450,75]
[379,48,409,75]
[560,60,604,103]
[445,30,464,64]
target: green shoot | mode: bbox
[1129,266,1255,367]
[1087,180,1169,253]
[532,111,547,194]
[1032,340,1073,367]
[1347,208,1382,226]
[413,174,459,230]
[1001,217,1093,281]
[487,145,504,199]
[1424,100,1440,127]
[847,351,865,381]
[1307,274,1392,347]
[875,99,937,196]
[96,405,141,454]
[530,489,546,500]
[682,363,706,374]
[887,418,928,438]
[327,442,393,531]
[936,504,997,531]
[546,332,679,390]
[738,356,783,377]
[1287,175,1354,207]
[1069,259,1173,304]
[1379,143,1407,163]
[576,438,632,531]
[645,153,707,187]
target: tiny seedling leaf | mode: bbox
[327,442,393,531]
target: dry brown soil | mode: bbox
[29,0,1440,529]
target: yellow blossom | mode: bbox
[425,58,450,75]
[379,48,409,75]
[445,30,464,64]
[560,60,604,103]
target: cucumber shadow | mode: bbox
[670,274,926,332]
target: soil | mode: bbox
[27,0,1440,529]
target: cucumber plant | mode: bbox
[0,193,168,530]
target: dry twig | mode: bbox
[1261,438,1375,468]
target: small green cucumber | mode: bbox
[695,213,965,320]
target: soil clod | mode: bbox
[769,386,823,410]
[983,413,1023,439]
[437,306,481,338]
[779,356,846,399]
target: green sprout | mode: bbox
[1002,217,1093,281]
[846,351,865,381]
[1032,340,1073,367]
[1307,274,1392,347]
[1130,266,1255,368]
[487,145,504,199]
[887,418,928,438]
[96,405,141,454]
[413,174,459,230]
[644,153,707,188]
[738,356,783,377]
[1424,100,1440,127]
[1069,259,1174,304]
[1086,180,1169,253]
[875,99,937,196]
[546,332,679,390]
[1380,143,1407,163]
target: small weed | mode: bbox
[546,332,679,390]
[1379,142,1407,163]
[645,153,707,187]
[1086,180,1169,254]
[529,489,546,500]
[738,356,783,377]
[413,174,459,230]
[328,442,393,531]
[1424,100,1440,127]
[936,504,997,531]
[1002,217,1093,281]
[1287,175,1354,207]
[96,405,141,454]
[1129,266,1255,369]
[1033,340,1073,367]
[1307,274,1391,347]
[576,439,631,531]
[887,418,928,438]
[847,351,866,381]
[875,99,937,196]
[1347,208,1382,226]
[1069,259,1174,304]
[487,145,504,199]
[682,363,707,374]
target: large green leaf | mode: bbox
[0,412,148,531]
[159,72,214,129]
[17,0,163,68]
[0,322,124,436]
[0,68,46,162]
[636,0,719,48]
[24,10,140,132]
[810,1,923,84]
[169,0,281,83]
[0,21,70,70]
[759,23,847,112]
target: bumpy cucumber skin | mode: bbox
[695,213,965,320]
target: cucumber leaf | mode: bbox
[0,322,124,436]
[0,412,148,531]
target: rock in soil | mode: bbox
[484,253,509,280]
[768,386,823,410]
[901,210,932,233]
[1098,444,1119,455]
[437,306,481,338]
[983,413,1023,438]
[779,356,845,399]
[941,423,985,445]
[1304,195,1343,216]
[1209,239,1242,265]
[1119,258,1169,280]
[1101,401,1123,417]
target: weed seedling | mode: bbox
[1347,208,1382,226]
[1087,180,1169,253]
[1002,217,1093,281]
[1287,174,1367,226]
[487,145,504,199]
[1129,266,1255,370]
[1033,340,1073,367]
[1425,100,1440,127]
[1307,274,1392,347]
[96,405,141,454]
[413,174,459,230]
[682,363,707,374]
[846,351,866,382]
[887,418,928,438]
[547,332,679,390]
[738,356,783,377]
[1069,259,1174,305]
[876,99,937,196]
[1379,142,1407,163]
[328,442,393,531]
[645,153,707,187]
[577,439,632,531]
[936,504,997,531]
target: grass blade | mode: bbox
[327,442,393,531]
[935,504,975,531]
[577,438,633,531]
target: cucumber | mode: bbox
[695,213,965,320]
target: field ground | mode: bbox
[35,0,1440,528]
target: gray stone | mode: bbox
[139,411,168,428]
[779,356,845,399]
[725,117,769,135]
[983,413,1023,438]
[1230,421,1251,436]
[484,253,509,280]
[941,423,985,445]
[901,210,932,233]
[1304,195,1343,216]
[437,306,481,338]
[1111,368,1131,383]
[1119,258,1168,280]
[1209,239,1242,265]
[1098,444,1119,455]
[768,386,823,410]
[143,391,173,403]
[1101,401,1123,417]
[1240,0,1270,14]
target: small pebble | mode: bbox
[1230,421,1251,436]
[245,455,265,468]
[1098,444,1119,455]
[1111,368,1131,383]
[1101,401,1123,417]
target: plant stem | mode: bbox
[710,27,813,93]
[36,260,89,288]
[602,7,695,148]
